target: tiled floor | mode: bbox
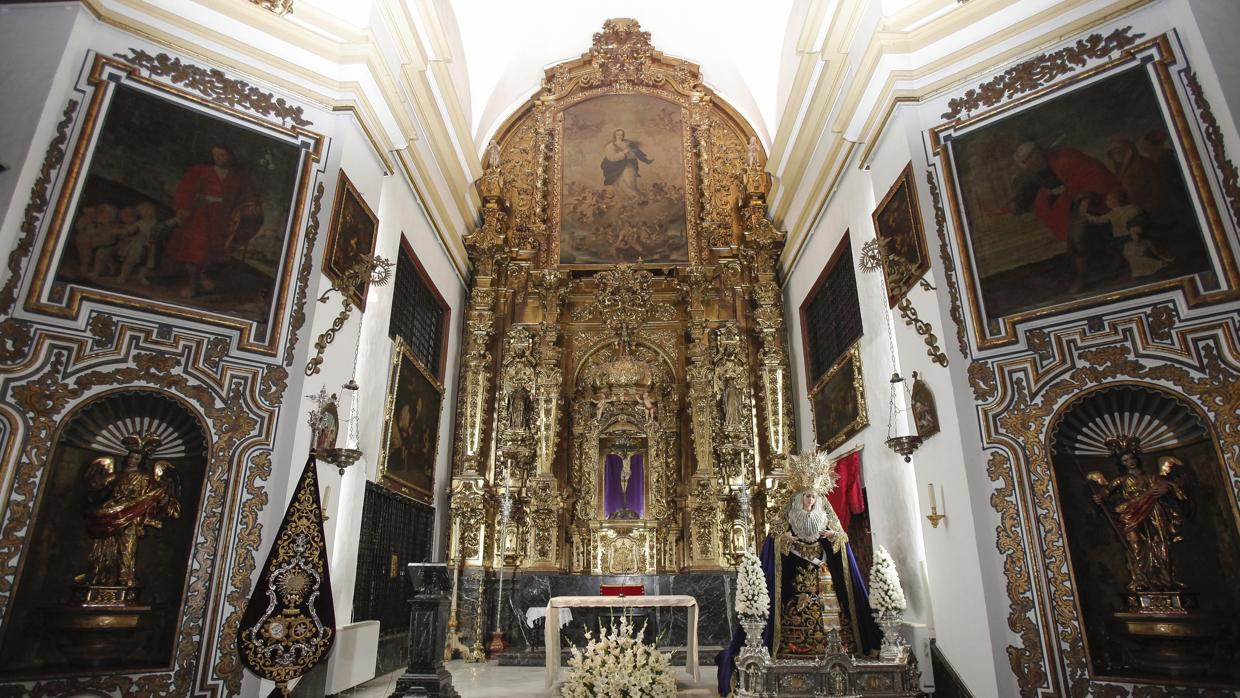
[334,660,721,697]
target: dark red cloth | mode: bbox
[1033,148,1120,241]
[165,164,263,265]
[600,584,644,596]
[827,451,865,530]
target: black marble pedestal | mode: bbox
[393,564,457,698]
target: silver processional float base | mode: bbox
[733,625,920,698]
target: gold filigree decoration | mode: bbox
[0,99,78,315]
[117,50,311,126]
[304,255,393,376]
[87,313,117,348]
[1025,329,1053,364]
[249,0,293,16]
[0,347,274,697]
[896,298,948,367]
[985,450,1045,697]
[593,264,655,346]
[925,170,969,357]
[1185,71,1240,228]
[968,361,997,403]
[285,182,325,366]
[203,336,230,372]
[0,99,78,364]
[545,19,701,96]
[940,27,1143,120]
[219,450,274,692]
[1147,304,1175,342]
[984,330,1240,696]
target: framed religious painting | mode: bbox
[931,34,1238,349]
[552,93,696,266]
[378,338,443,503]
[24,53,323,356]
[323,171,379,310]
[871,163,930,307]
[809,342,868,452]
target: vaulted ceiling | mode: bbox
[86,0,1151,276]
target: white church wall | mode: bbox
[0,4,79,227]
[0,7,466,695]
[782,0,1240,695]
[783,117,1007,694]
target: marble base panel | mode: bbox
[487,571,736,664]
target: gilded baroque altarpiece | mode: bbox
[445,19,798,584]
[0,49,326,695]
[928,27,1240,696]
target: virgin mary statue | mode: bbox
[717,451,881,694]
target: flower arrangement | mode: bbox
[735,551,769,620]
[869,545,907,615]
[560,615,676,698]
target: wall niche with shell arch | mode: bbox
[0,390,209,678]
[1048,384,1240,685]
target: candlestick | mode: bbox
[926,482,945,528]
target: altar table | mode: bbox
[543,594,700,688]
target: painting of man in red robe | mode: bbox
[1008,141,1120,293]
[164,144,264,299]
[946,67,1213,323]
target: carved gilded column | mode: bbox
[450,156,509,569]
[738,149,795,541]
[520,269,568,570]
[752,280,795,466]
[532,269,568,476]
[678,266,716,477]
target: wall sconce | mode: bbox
[926,482,945,528]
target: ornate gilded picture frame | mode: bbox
[489,19,760,270]
[23,54,323,356]
[809,342,868,452]
[871,163,930,307]
[323,171,378,310]
[930,34,1238,350]
[378,337,443,503]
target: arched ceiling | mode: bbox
[446,1,803,153]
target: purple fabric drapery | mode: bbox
[602,453,644,518]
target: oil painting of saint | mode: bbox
[50,83,304,339]
[559,94,689,264]
[945,67,1212,324]
[379,341,442,502]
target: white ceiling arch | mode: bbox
[442,1,801,155]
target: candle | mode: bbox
[928,482,937,510]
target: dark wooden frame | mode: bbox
[323,170,379,310]
[798,232,860,388]
[391,234,451,382]
[871,162,930,307]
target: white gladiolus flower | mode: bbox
[734,551,770,619]
[561,615,676,697]
[869,545,907,614]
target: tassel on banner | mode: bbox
[237,451,336,697]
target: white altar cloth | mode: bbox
[543,594,700,688]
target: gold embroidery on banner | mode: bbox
[238,458,334,689]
